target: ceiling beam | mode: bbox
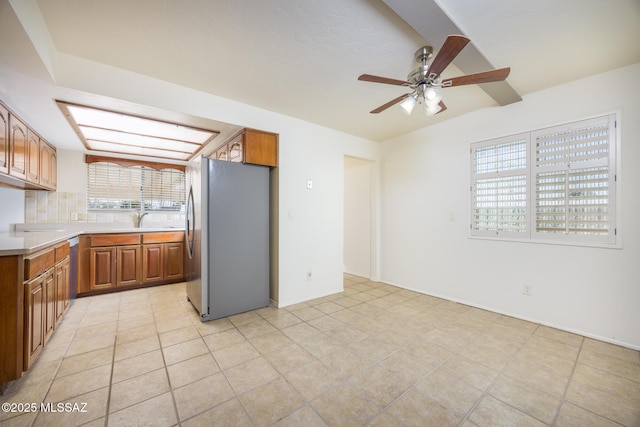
[382,0,522,106]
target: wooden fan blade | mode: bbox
[428,35,471,78]
[437,101,447,114]
[358,74,411,86]
[442,68,511,87]
[370,94,411,114]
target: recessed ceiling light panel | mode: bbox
[57,101,219,160]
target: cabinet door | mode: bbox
[165,242,185,280]
[228,136,243,162]
[26,130,40,184]
[62,257,70,312]
[0,104,8,175]
[142,244,164,283]
[43,269,55,344]
[215,144,228,161]
[243,129,278,167]
[39,142,57,190]
[25,276,45,369]
[49,146,57,190]
[90,247,116,290]
[39,142,51,188]
[117,245,141,287]
[9,114,27,180]
[55,259,69,326]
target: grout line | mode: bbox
[456,323,540,426]
[151,298,184,427]
[549,335,584,426]
[102,295,121,427]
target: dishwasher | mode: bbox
[68,236,79,299]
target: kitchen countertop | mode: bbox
[0,225,185,256]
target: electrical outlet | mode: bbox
[307,270,312,281]
[522,284,533,296]
[70,212,78,221]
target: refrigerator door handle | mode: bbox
[186,186,195,259]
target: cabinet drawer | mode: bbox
[24,248,55,280]
[90,234,141,247]
[142,232,185,244]
[55,242,70,262]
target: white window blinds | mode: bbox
[87,162,185,211]
[470,113,617,246]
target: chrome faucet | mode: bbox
[135,209,148,228]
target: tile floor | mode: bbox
[1,274,639,426]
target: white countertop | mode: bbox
[0,224,185,256]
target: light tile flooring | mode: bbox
[2,274,639,426]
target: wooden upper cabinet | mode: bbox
[49,145,57,190]
[213,129,278,167]
[26,129,40,184]
[39,141,57,190]
[39,142,51,189]
[9,114,27,181]
[0,101,57,190]
[0,104,8,175]
[228,135,243,163]
[244,129,278,167]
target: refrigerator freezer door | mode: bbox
[205,160,270,320]
[185,155,207,318]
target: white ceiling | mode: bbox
[1,0,639,154]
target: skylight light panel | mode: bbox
[79,126,200,152]
[57,101,219,161]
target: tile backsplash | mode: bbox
[25,191,185,225]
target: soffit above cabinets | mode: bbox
[57,101,220,161]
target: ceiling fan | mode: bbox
[358,35,511,116]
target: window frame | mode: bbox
[469,112,620,248]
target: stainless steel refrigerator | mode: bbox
[185,155,270,321]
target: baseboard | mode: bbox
[381,279,640,351]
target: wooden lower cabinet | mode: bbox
[43,269,55,344]
[142,244,164,283]
[0,242,70,388]
[24,276,45,369]
[55,257,70,325]
[165,242,185,280]
[89,247,116,290]
[81,232,185,295]
[22,246,70,371]
[142,241,185,283]
[89,245,141,290]
[117,245,141,286]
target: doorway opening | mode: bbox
[344,156,374,280]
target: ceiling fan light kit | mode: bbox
[358,35,511,116]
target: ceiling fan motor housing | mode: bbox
[407,46,437,86]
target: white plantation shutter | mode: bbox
[471,134,529,237]
[88,162,185,211]
[470,113,617,246]
[532,115,615,243]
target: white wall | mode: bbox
[380,63,640,349]
[29,54,381,307]
[344,156,372,278]
[0,186,24,231]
